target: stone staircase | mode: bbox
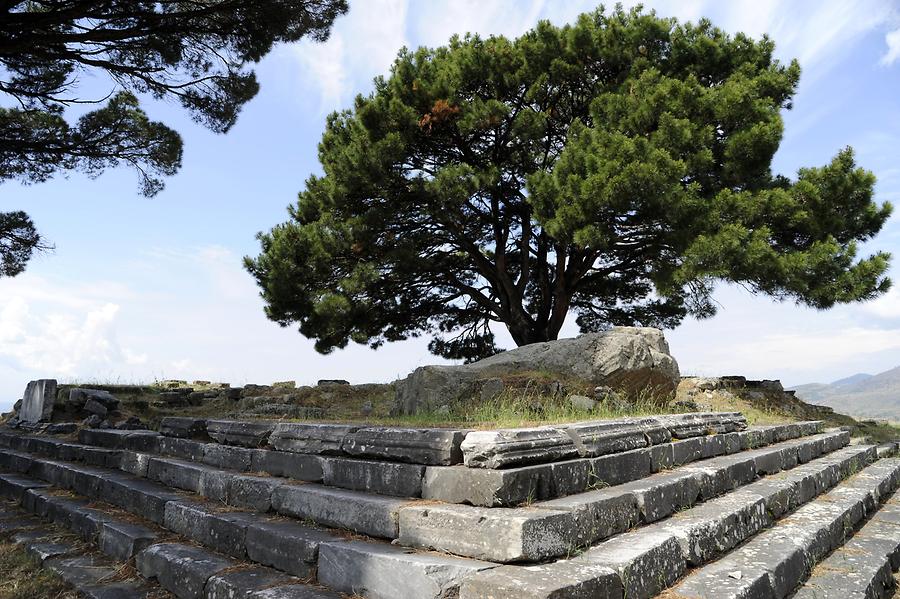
[0,413,897,598]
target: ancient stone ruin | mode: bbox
[1,329,899,597]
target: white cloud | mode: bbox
[288,0,409,110]
[882,28,900,65]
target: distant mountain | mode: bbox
[791,367,900,421]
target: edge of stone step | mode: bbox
[0,419,825,508]
[398,430,850,562]
[671,456,900,599]
[455,444,881,599]
[0,463,498,599]
[792,495,900,599]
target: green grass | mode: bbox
[0,539,76,599]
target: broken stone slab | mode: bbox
[245,518,339,578]
[657,412,748,439]
[136,542,237,599]
[26,540,73,563]
[206,420,275,448]
[250,449,323,481]
[461,426,579,469]
[398,503,581,563]
[562,417,669,457]
[205,567,294,599]
[318,539,495,599]
[45,554,120,588]
[271,483,407,539]
[268,423,358,455]
[19,379,57,423]
[576,530,686,599]
[341,427,469,465]
[322,457,424,497]
[159,417,208,440]
[99,520,158,561]
[458,561,623,599]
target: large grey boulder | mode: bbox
[19,379,58,423]
[395,327,679,414]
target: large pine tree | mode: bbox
[247,6,892,361]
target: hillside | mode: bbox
[792,366,900,421]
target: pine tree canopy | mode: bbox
[246,6,892,362]
[0,0,347,275]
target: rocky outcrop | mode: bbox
[394,327,680,414]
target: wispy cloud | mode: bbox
[882,28,900,65]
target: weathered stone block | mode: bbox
[318,539,494,599]
[250,449,323,481]
[323,458,424,497]
[578,531,685,599]
[202,443,253,471]
[271,483,405,539]
[591,448,653,487]
[206,420,275,448]
[19,379,57,423]
[136,542,237,599]
[422,463,551,507]
[459,561,623,599]
[563,418,668,457]
[227,474,284,511]
[159,417,208,439]
[461,427,578,469]
[341,427,468,466]
[618,470,702,523]
[269,423,358,455]
[158,437,206,461]
[245,519,337,578]
[205,567,293,599]
[99,520,157,560]
[163,501,257,559]
[101,475,183,524]
[540,487,640,546]
[398,503,579,562]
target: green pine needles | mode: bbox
[246,5,892,362]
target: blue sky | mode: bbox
[1,0,900,408]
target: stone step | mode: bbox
[0,449,496,598]
[456,445,880,598]
[398,430,850,562]
[0,477,345,599]
[424,421,824,507]
[791,495,900,599]
[671,457,900,599]
[459,412,751,469]
[0,501,167,598]
[0,421,822,507]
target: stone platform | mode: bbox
[0,413,898,598]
